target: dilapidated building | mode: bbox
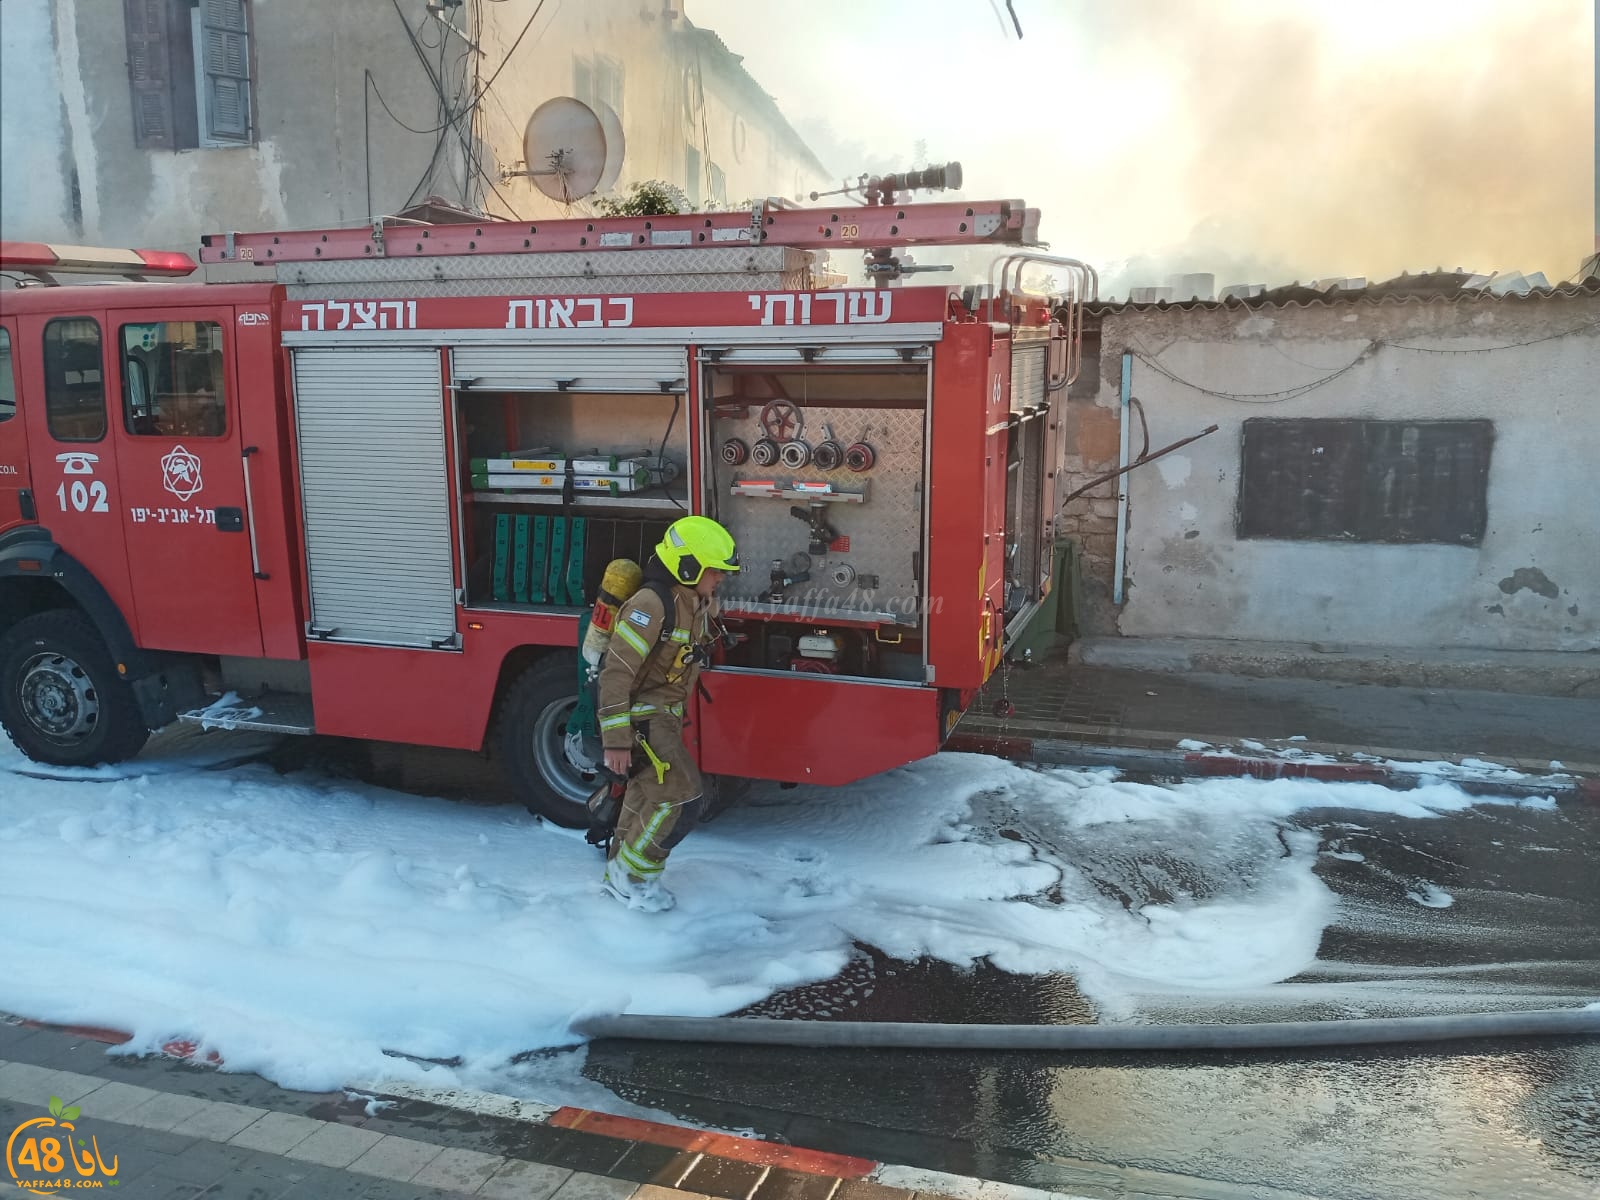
[1056,277,1600,686]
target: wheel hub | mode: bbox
[18,652,99,740]
[531,696,598,803]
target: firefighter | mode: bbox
[598,515,739,911]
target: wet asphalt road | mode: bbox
[290,738,1600,1200]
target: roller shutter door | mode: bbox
[450,344,687,393]
[1011,340,1047,411]
[292,347,457,649]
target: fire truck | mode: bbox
[0,184,1091,826]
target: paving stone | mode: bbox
[0,1024,46,1056]
[277,1164,381,1198]
[173,1099,272,1142]
[0,1061,106,1106]
[358,1105,529,1160]
[21,1036,124,1077]
[184,1162,299,1199]
[118,1171,212,1199]
[680,1154,771,1198]
[229,1110,323,1155]
[410,1145,506,1192]
[101,1147,185,1197]
[609,1141,695,1186]
[284,1119,386,1168]
[834,1183,910,1200]
[543,1127,635,1175]
[631,1186,712,1200]
[478,1156,574,1200]
[356,1180,461,1200]
[347,1133,445,1182]
[159,1137,252,1186]
[750,1167,843,1200]
[480,1119,578,1163]
[70,1079,164,1123]
[122,1088,213,1132]
[551,1170,645,1200]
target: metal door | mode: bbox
[18,311,139,633]
[291,347,457,649]
[0,320,33,532]
[111,308,264,657]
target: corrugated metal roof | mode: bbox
[1083,274,1600,315]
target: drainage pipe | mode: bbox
[1112,351,1132,604]
[572,1007,1600,1051]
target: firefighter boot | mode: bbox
[602,857,676,913]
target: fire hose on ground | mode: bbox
[571,1007,1600,1051]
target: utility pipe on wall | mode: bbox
[1113,352,1132,604]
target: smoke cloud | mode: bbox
[1079,0,1594,293]
[692,0,1594,295]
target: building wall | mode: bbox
[0,0,826,262]
[1067,295,1600,652]
[0,3,75,242]
[470,4,828,217]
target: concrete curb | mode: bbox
[9,1016,1099,1200]
[944,733,1600,801]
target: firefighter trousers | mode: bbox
[609,716,705,880]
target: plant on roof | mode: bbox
[594,180,691,217]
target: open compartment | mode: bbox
[702,356,930,683]
[455,387,690,609]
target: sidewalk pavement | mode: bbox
[952,658,1600,797]
[0,1017,952,1200]
[1,1016,1308,1200]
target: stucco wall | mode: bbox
[0,0,826,261]
[0,2,74,239]
[1083,295,1600,652]
[471,2,829,216]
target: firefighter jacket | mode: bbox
[597,579,718,750]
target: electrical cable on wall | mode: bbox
[1127,317,1600,404]
[1383,319,1600,354]
[387,0,528,219]
[1127,343,1377,404]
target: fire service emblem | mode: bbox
[161,445,204,501]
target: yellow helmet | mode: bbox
[657,516,740,584]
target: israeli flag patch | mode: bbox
[628,610,654,628]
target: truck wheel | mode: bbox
[495,653,597,829]
[0,610,150,767]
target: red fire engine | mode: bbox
[0,188,1091,825]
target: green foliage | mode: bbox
[594,180,691,217]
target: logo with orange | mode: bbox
[6,1094,119,1193]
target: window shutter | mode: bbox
[573,57,594,110]
[201,0,250,141]
[124,0,174,148]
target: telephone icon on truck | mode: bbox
[55,452,99,476]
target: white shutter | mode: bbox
[451,344,687,393]
[292,348,458,649]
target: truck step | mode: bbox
[178,691,316,736]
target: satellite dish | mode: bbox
[592,99,626,194]
[521,97,608,202]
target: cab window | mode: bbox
[43,318,106,442]
[0,328,14,422]
[122,321,227,437]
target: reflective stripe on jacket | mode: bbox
[596,583,716,750]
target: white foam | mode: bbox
[0,731,1565,1099]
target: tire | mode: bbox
[494,652,598,829]
[0,609,150,767]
